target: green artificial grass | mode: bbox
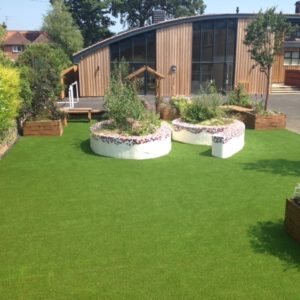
[0,123,300,299]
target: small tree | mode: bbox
[244,7,293,111]
[43,0,84,57]
[17,44,70,119]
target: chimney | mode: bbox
[296,1,300,14]
[153,10,166,24]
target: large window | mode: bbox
[110,30,156,94]
[192,20,237,93]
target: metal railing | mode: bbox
[68,81,79,108]
[57,81,79,108]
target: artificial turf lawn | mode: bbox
[0,122,300,299]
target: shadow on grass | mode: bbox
[199,149,212,157]
[80,139,97,156]
[243,159,300,177]
[248,220,300,270]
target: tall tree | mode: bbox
[244,7,293,111]
[43,0,84,57]
[164,0,206,18]
[111,0,206,28]
[50,0,114,47]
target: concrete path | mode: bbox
[269,94,300,134]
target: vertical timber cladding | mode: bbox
[156,23,193,97]
[235,19,268,95]
[272,53,285,83]
[78,46,110,97]
[272,49,300,84]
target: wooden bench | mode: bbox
[60,108,103,121]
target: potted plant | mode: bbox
[284,183,300,243]
[90,63,171,160]
[18,44,70,136]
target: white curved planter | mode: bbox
[90,121,172,160]
[172,118,245,158]
[172,118,234,145]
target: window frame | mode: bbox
[12,45,23,53]
[284,51,300,66]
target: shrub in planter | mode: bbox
[226,83,252,107]
[92,63,171,159]
[180,94,225,124]
[171,93,245,158]
[17,44,70,135]
[104,65,160,136]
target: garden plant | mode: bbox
[103,63,160,136]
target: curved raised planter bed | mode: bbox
[172,118,245,158]
[90,121,172,160]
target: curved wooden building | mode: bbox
[73,13,300,97]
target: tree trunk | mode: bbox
[264,67,271,111]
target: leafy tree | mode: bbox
[244,7,293,111]
[0,66,21,137]
[50,0,114,46]
[17,44,70,119]
[43,0,84,57]
[164,0,206,18]
[0,25,14,67]
[111,0,206,28]
[18,66,33,118]
[0,25,6,47]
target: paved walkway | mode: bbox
[269,94,300,134]
[58,94,300,134]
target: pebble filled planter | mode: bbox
[90,121,172,160]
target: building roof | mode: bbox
[5,31,30,45]
[73,13,300,63]
[4,30,50,46]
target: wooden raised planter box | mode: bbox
[244,112,287,130]
[284,198,300,243]
[224,106,286,130]
[23,119,63,136]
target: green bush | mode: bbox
[17,44,70,119]
[0,66,21,140]
[180,94,224,124]
[227,83,252,107]
[104,63,160,136]
[169,97,189,116]
[198,80,218,94]
[18,66,33,117]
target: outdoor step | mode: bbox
[271,91,300,94]
[271,84,300,94]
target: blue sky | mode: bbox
[0,0,297,33]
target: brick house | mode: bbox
[3,31,50,61]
